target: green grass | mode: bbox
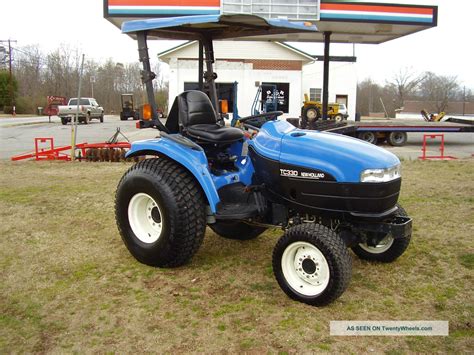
[0,159,473,352]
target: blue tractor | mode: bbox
[115,15,412,306]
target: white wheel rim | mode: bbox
[128,193,164,244]
[307,109,317,121]
[359,235,394,254]
[281,241,330,297]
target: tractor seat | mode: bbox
[165,90,243,144]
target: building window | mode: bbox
[310,88,322,102]
[262,82,290,113]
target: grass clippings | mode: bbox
[0,159,473,353]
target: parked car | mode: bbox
[58,98,104,125]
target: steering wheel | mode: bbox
[238,111,284,123]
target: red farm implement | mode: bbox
[11,137,132,162]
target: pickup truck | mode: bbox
[58,98,104,125]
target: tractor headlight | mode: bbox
[360,164,401,183]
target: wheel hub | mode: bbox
[293,246,325,286]
[128,193,163,244]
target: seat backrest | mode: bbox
[165,90,217,133]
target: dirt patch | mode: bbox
[0,160,473,352]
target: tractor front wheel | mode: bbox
[273,224,352,306]
[115,158,207,267]
[351,204,411,263]
[210,221,267,240]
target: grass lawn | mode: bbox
[0,159,472,353]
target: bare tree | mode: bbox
[420,72,460,113]
[386,67,424,109]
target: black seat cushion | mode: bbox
[186,124,243,144]
[165,90,243,144]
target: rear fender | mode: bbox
[126,138,220,213]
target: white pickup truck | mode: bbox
[58,98,104,125]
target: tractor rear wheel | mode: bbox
[273,223,352,306]
[351,204,411,263]
[115,158,207,267]
[303,105,320,123]
[210,221,267,240]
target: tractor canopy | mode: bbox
[121,14,318,41]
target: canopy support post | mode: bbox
[137,31,169,132]
[198,41,204,91]
[201,35,219,114]
[322,31,331,120]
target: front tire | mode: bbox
[273,224,352,306]
[334,114,344,122]
[209,221,267,240]
[115,158,207,267]
[351,204,411,262]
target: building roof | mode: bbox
[157,40,315,63]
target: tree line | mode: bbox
[357,68,473,117]
[0,44,168,115]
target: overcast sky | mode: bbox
[1,0,473,90]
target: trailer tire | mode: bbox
[351,204,411,263]
[273,223,352,306]
[209,221,267,240]
[303,105,320,123]
[115,158,207,267]
[357,131,377,144]
[387,131,407,146]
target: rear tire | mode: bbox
[387,131,407,146]
[273,224,352,306]
[115,158,207,267]
[351,204,411,263]
[61,118,68,125]
[210,221,267,240]
[303,105,320,123]
[100,114,104,123]
[357,131,377,144]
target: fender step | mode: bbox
[215,202,259,220]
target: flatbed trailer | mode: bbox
[297,119,474,146]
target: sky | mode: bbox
[1,0,473,90]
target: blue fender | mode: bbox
[126,138,220,213]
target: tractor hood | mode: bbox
[251,120,400,183]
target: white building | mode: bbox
[158,40,357,120]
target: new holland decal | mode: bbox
[280,169,326,180]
